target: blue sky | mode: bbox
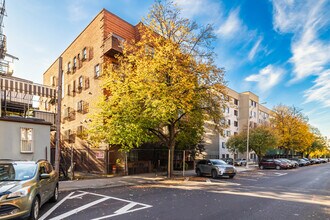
[4,0,330,138]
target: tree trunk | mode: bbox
[167,123,176,178]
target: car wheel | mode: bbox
[50,185,59,202]
[196,169,202,177]
[276,165,281,170]
[259,165,264,170]
[211,170,218,179]
[29,197,39,220]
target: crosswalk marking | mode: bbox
[39,190,152,220]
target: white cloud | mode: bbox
[216,8,242,39]
[245,65,285,92]
[248,37,262,61]
[304,70,330,107]
[173,0,221,20]
[271,0,330,107]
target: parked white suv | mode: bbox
[195,159,237,179]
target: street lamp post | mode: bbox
[246,115,251,168]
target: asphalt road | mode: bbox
[40,163,330,220]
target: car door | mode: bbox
[44,162,57,200]
[198,160,206,173]
[204,160,213,175]
[38,162,49,205]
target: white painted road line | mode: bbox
[114,202,138,214]
[39,192,75,220]
[274,172,287,176]
[40,190,153,220]
[48,197,110,220]
[91,204,153,220]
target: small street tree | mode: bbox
[226,125,278,160]
[89,0,226,177]
[271,105,313,156]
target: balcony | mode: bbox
[103,34,123,57]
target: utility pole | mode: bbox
[54,57,63,173]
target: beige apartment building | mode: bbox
[203,88,273,161]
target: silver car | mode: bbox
[0,160,59,220]
[196,159,237,179]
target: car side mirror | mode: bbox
[40,173,50,179]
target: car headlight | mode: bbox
[7,187,31,199]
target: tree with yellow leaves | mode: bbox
[271,105,313,156]
[90,0,226,177]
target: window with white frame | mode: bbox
[21,128,33,153]
[95,64,100,78]
[82,47,87,60]
[73,56,77,69]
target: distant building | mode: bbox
[202,88,273,161]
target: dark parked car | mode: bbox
[0,160,59,220]
[196,159,237,178]
[259,158,291,170]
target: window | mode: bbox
[222,154,225,159]
[21,128,33,153]
[226,154,229,159]
[234,121,238,127]
[234,99,239,105]
[73,56,77,69]
[77,100,83,112]
[254,112,257,118]
[95,64,100,78]
[226,130,231,137]
[227,119,231,126]
[82,47,87,60]
[67,62,71,73]
[67,84,71,96]
[234,110,238,116]
[85,77,90,89]
[72,80,76,96]
[78,76,83,90]
[234,132,238,136]
[222,142,226,148]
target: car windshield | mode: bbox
[211,160,227,165]
[0,163,37,181]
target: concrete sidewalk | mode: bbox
[59,165,258,192]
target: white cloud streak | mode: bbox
[245,65,285,92]
[272,0,330,107]
[304,70,330,107]
[216,8,242,39]
[173,0,221,20]
[248,37,262,61]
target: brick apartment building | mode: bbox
[42,9,144,174]
[42,9,273,174]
